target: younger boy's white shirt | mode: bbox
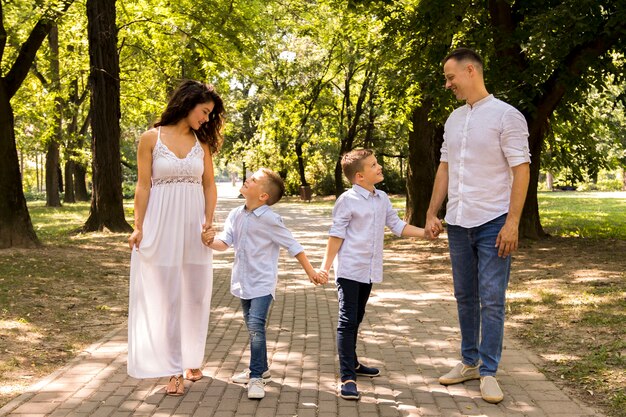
[217,204,304,299]
[329,184,406,283]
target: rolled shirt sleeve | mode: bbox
[269,214,304,257]
[501,108,531,167]
[385,199,407,237]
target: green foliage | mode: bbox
[5,0,626,205]
[544,77,626,184]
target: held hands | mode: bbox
[424,215,444,240]
[308,269,329,285]
[201,224,215,246]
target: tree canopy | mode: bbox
[1,0,625,247]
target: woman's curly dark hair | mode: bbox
[154,80,225,154]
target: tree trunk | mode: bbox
[83,0,131,232]
[0,1,73,247]
[405,100,444,227]
[0,81,40,248]
[64,160,75,203]
[519,117,547,239]
[334,158,345,197]
[295,140,308,187]
[64,76,80,203]
[45,24,62,207]
[74,162,89,201]
[45,143,61,206]
[622,167,626,191]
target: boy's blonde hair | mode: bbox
[259,168,285,206]
[341,149,374,183]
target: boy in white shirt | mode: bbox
[205,168,327,399]
[320,149,427,400]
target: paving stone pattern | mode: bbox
[0,197,603,417]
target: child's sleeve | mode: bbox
[215,208,236,247]
[385,197,407,237]
[269,215,304,256]
[328,197,351,239]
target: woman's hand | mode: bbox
[128,229,143,250]
[201,224,215,246]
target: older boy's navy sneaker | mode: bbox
[340,380,360,400]
[356,363,380,377]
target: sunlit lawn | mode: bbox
[28,201,135,244]
[538,191,626,239]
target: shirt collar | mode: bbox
[467,94,494,110]
[352,184,377,199]
[251,204,270,217]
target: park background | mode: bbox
[0,0,624,416]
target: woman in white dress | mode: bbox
[127,80,224,396]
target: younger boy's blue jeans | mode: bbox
[241,294,273,379]
[336,278,372,382]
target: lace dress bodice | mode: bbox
[151,131,204,186]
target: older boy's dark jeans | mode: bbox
[337,278,372,382]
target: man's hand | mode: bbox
[495,221,519,258]
[424,215,443,240]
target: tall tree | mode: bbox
[0,0,73,248]
[374,0,626,238]
[45,23,62,207]
[83,0,131,232]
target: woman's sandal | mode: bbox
[185,368,203,382]
[166,375,185,396]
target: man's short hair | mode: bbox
[341,149,374,183]
[443,47,484,72]
[259,168,285,206]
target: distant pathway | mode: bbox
[0,186,603,416]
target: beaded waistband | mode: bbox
[152,176,202,186]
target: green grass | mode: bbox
[538,191,626,239]
[28,201,135,244]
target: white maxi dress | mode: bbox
[128,128,213,378]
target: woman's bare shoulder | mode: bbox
[139,128,158,146]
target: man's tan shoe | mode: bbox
[438,362,480,385]
[480,376,504,403]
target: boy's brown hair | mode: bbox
[341,148,374,183]
[259,168,285,206]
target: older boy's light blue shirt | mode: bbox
[217,204,304,299]
[329,184,406,283]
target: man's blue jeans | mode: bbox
[336,278,372,382]
[241,294,273,379]
[447,214,511,376]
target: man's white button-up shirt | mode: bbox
[441,94,531,228]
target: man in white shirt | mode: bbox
[424,48,531,404]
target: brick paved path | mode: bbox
[0,196,603,417]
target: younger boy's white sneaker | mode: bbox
[247,378,265,399]
[480,376,504,403]
[231,369,271,384]
[438,362,480,385]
